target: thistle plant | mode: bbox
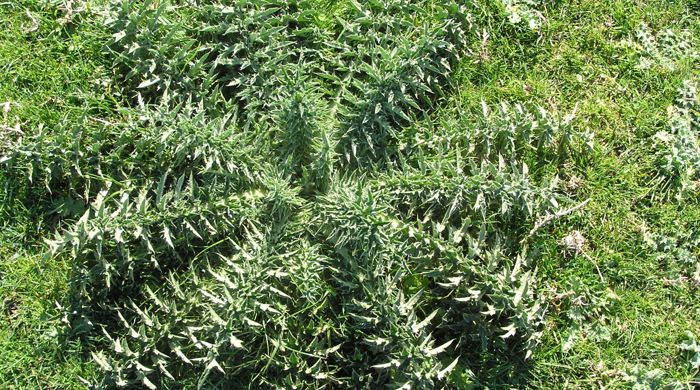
[0,0,596,387]
[642,222,700,283]
[654,80,700,199]
[679,332,700,375]
[628,23,696,71]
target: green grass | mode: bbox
[1,0,699,388]
[0,1,109,387]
